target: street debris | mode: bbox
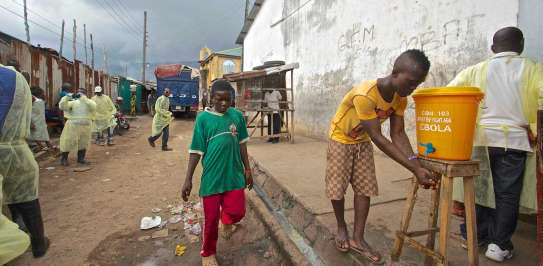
[140,216,162,230]
[73,167,92,172]
[189,223,201,236]
[45,166,56,170]
[151,228,169,239]
[138,235,151,241]
[152,207,161,213]
[168,215,182,224]
[102,178,111,182]
[175,244,187,256]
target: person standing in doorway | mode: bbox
[92,86,116,146]
[326,50,436,263]
[148,88,174,151]
[448,27,542,262]
[264,88,282,143]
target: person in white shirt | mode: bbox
[264,89,282,143]
[448,27,542,262]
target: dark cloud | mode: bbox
[0,0,248,80]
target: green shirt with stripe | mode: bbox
[189,107,249,197]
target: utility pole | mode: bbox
[23,0,30,42]
[59,20,65,58]
[125,64,128,77]
[90,33,94,87]
[142,11,147,85]
[83,24,88,64]
[103,45,108,74]
[72,19,77,87]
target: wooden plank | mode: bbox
[537,110,543,265]
[406,228,439,238]
[463,176,479,266]
[391,179,419,261]
[438,176,454,266]
[425,184,441,266]
[400,233,444,264]
[419,158,480,177]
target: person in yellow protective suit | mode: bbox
[91,86,116,146]
[448,27,543,262]
[0,174,30,265]
[147,88,174,151]
[59,88,97,166]
[27,86,54,150]
[0,64,49,257]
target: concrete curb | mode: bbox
[250,157,372,266]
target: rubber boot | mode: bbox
[162,146,173,151]
[60,152,69,166]
[8,200,49,257]
[77,149,90,165]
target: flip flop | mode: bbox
[202,255,219,266]
[220,224,238,240]
[335,237,350,252]
[349,241,383,264]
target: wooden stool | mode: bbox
[390,158,480,266]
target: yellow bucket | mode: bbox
[412,87,484,161]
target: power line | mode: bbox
[0,3,104,57]
[102,0,142,35]
[112,0,141,31]
[4,1,104,54]
[94,0,141,39]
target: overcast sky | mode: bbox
[0,0,251,80]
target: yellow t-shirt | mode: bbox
[329,80,408,144]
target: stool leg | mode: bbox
[438,176,453,266]
[391,178,419,261]
[463,176,479,266]
[424,179,441,266]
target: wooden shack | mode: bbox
[224,63,299,143]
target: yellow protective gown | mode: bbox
[0,174,30,265]
[59,94,97,152]
[28,98,50,141]
[91,94,116,132]
[0,65,40,204]
[151,95,173,137]
[448,56,543,213]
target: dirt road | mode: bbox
[11,116,287,266]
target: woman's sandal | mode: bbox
[349,241,384,264]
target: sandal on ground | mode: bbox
[349,240,383,264]
[335,236,350,252]
[220,224,238,240]
[202,255,219,266]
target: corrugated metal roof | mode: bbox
[215,47,242,57]
[236,0,265,45]
[224,62,299,81]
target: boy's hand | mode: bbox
[414,167,436,189]
[181,181,192,202]
[244,169,253,190]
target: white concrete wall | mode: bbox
[519,0,543,62]
[243,0,524,140]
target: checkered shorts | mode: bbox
[325,140,378,200]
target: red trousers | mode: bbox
[200,189,245,257]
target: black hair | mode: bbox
[211,79,233,96]
[30,86,43,97]
[492,27,524,53]
[393,49,431,74]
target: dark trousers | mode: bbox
[267,113,281,136]
[149,125,169,148]
[470,147,526,251]
[8,199,48,256]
